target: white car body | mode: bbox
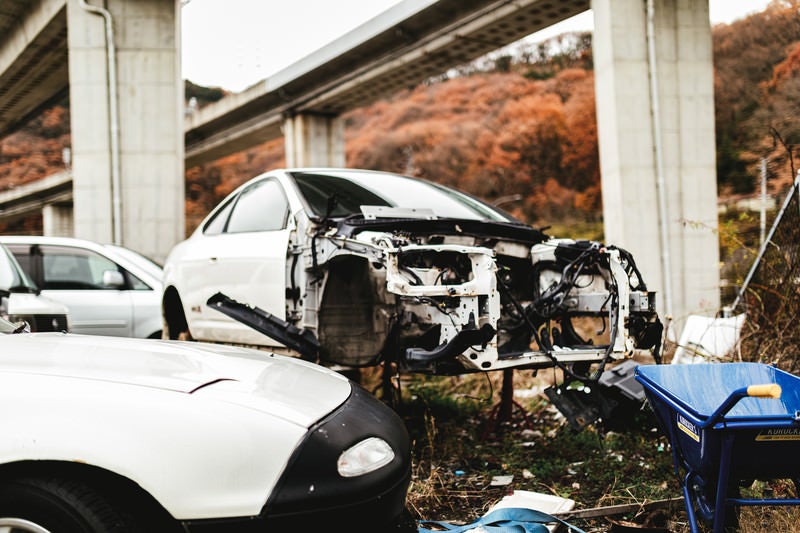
[0,323,413,532]
[0,236,162,338]
[163,168,663,385]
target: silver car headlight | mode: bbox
[337,436,395,477]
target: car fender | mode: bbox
[0,333,354,520]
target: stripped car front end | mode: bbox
[188,169,662,385]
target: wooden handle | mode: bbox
[747,384,782,398]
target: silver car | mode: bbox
[0,236,163,338]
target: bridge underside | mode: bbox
[183,0,592,167]
[0,0,68,136]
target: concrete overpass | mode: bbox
[0,0,721,328]
[183,0,592,168]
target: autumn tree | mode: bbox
[713,0,800,193]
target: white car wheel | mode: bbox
[0,518,51,533]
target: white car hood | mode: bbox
[0,332,352,426]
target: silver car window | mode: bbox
[41,246,120,290]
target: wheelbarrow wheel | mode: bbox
[687,473,714,523]
[687,473,740,531]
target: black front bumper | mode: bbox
[183,384,414,533]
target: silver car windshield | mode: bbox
[105,245,164,280]
[291,170,516,222]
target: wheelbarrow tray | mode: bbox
[635,362,800,482]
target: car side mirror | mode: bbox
[102,270,125,288]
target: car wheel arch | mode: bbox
[0,460,181,532]
[162,286,190,340]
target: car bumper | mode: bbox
[182,384,414,532]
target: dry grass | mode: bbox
[359,362,800,533]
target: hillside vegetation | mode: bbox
[0,1,797,237]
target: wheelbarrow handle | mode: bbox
[747,384,782,398]
[702,384,782,428]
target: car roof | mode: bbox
[0,235,110,249]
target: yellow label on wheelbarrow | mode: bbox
[755,428,800,441]
[677,414,700,442]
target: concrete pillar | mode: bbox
[66,0,183,262]
[42,204,74,236]
[283,113,345,167]
[592,0,719,336]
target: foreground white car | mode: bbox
[163,168,663,385]
[0,319,413,532]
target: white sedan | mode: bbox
[0,318,414,532]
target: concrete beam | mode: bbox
[593,0,719,331]
[0,170,72,221]
[67,0,183,262]
[42,203,74,236]
[284,113,345,168]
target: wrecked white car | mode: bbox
[162,168,662,384]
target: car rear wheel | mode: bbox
[0,476,139,533]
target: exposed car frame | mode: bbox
[163,168,663,387]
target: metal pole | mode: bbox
[760,157,767,246]
[78,0,122,245]
[646,0,674,321]
[730,170,800,312]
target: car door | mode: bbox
[23,244,135,337]
[183,177,291,345]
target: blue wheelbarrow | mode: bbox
[635,362,800,533]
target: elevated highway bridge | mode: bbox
[0,0,721,328]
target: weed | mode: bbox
[367,365,800,532]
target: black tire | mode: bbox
[0,477,139,533]
[162,290,191,341]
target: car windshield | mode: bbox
[106,245,164,280]
[291,170,517,222]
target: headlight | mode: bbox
[264,385,410,519]
[337,437,394,477]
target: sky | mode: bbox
[181,0,774,93]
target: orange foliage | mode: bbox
[345,69,601,226]
[764,42,800,92]
[712,0,800,190]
